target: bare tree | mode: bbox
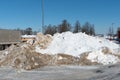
[82,22,95,35]
[89,25,95,35]
[82,22,90,34]
[44,24,57,35]
[73,20,81,33]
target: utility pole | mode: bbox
[112,23,115,39]
[112,23,114,35]
[42,0,44,33]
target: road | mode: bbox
[0,64,120,80]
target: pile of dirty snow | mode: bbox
[35,32,120,65]
[0,44,53,70]
[0,32,120,70]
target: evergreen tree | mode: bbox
[59,19,71,33]
[25,27,32,35]
[73,20,81,33]
[82,22,90,34]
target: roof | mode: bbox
[0,29,21,44]
[21,35,36,38]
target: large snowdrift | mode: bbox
[35,32,120,65]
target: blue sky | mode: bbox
[0,0,120,34]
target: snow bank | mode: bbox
[36,32,119,55]
[35,32,120,65]
[87,50,119,65]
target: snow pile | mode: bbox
[0,44,53,70]
[36,32,120,65]
[34,33,52,49]
[0,32,120,70]
[36,32,119,55]
[87,50,119,65]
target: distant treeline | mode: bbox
[14,19,95,35]
[43,19,95,36]
[14,27,37,35]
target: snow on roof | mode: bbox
[21,35,36,38]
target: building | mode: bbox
[0,29,21,50]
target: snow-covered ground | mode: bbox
[1,64,120,80]
[0,66,97,80]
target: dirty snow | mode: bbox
[35,32,120,65]
[0,31,119,68]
